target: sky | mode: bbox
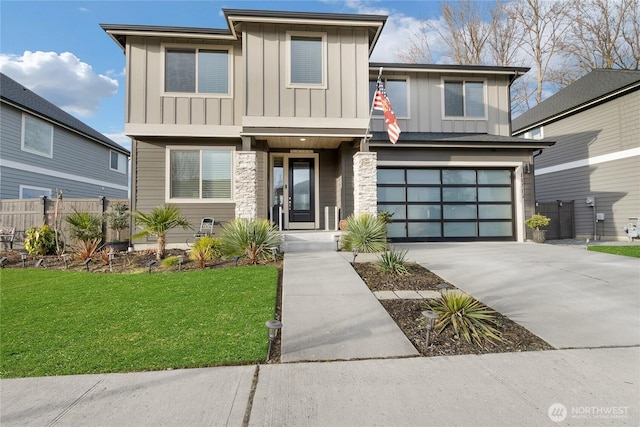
[0,0,449,151]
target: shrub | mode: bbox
[425,290,502,347]
[132,205,191,260]
[377,248,409,275]
[24,225,57,256]
[220,218,282,265]
[104,202,129,242]
[341,213,388,253]
[73,238,101,262]
[162,256,180,268]
[190,236,223,269]
[525,213,551,230]
[65,210,103,242]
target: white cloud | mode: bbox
[104,132,132,152]
[0,51,118,117]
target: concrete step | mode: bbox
[281,231,341,253]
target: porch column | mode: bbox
[353,151,378,216]
[234,151,258,219]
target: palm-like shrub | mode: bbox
[341,213,388,253]
[220,218,282,265]
[425,290,502,347]
[65,210,103,242]
[73,238,101,262]
[132,205,191,260]
[24,225,57,256]
[190,236,223,268]
[377,248,409,275]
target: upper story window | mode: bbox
[167,146,233,202]
[165,47,231,95]
[110,150,127,174]
[523,127,543,139]
[443,80,486,118]
[19,185,51,199]
[287,32,327,88]
[22,114,53,158]
[369,78,409,118]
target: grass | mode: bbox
[0,267,278,378]
[587,245,640,258]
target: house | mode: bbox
[101,8,553,247]
[0,73,130,200]
[513,69,640,241]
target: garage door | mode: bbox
[377,168,515,241]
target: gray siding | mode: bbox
[0,103,128,199]
[318,149,339,226]
[338,142,357,218]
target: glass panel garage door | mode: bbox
[377,168,514,241]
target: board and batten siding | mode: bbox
[368,73,512,137]
[126,37,244,128]
[0,103,128,199]
[243,24,371,122]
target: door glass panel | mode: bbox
[292,161,310,210]
[478,187,511,202]
[443,170,475,184]
[378,187,405,202]
[479,222,512,237]
[408,222,441,237]
[380,205,406,220]
[444,204,477,219]
[387,222,407,238]
[443,187,476,202]
[479,205,512,219]
[478,170,510,184]
[408,187,440,202]
[444,222,477,237]
[407,170,440,184]
[378,169,405,184]
[408,205,441,220]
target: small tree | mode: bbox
[132,204,191,260]
[104,201,129,242]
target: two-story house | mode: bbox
[101,8,553,247]
[513,69,640,241]
[0,73,130,200]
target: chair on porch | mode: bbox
[194,217,215,238]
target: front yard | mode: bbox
[0,267,278,378]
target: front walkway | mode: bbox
[280,251,418,362]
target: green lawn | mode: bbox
[587,245,640,258]
[0,267,278,378]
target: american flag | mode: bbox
[373,79,401,144]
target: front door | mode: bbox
[288,158,315,224]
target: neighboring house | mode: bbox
[513,69,640,241]
[101,8,553,246]
[0,73,130,200]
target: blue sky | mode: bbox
[1,1,446,150]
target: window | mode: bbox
[167,147,233,201]
[110,151,127,174]
[443,80,486,118]
[19,185,52,199]
[369,78,409,117]
[165,47,230,94]
[523,127,543,140]
[287,32,326,87]
[22,114,53,157]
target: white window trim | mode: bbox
[285,31,328,89]
[19,184,52,199]
[21,113,53,158]
[523,126,544,140]
[110,150,127,174]
[370,75,411,120]
[165,145,235,203]
[441,78,488,120]
[161,43,234,98]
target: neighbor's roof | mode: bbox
[513,69,640,134]
[371,62,530,76]
[0,73,129,155]
[369,132,555,149]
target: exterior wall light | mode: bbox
[422,310,439,347]
[265,319,282,342]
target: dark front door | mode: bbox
[288,158,315,223]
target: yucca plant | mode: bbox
[220,218,282,265]
[73,238,101,262]
[425,290,502,347]
[65,210,103,242]
[132,205,191,260]
[190,236,223,269]
[377,248,409,275]
[341,213,388,253]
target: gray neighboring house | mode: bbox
[0,73,130,200]
[513,69,640,241]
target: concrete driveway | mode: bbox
[397,242,640,349]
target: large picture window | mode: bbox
[444,80,485,118]
[165,48,230,94]
[168,148,233,201]
[369,78,409,118]
[287,32,326,87]
[22,114,53,158]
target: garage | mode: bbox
[377,167,515,241]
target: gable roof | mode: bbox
[512,69,640,134]
[0,73,129,155]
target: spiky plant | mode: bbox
[377,248,409,275]
[161,256,180,268]
[341,213,388,253]
[65,210,103,242]
[132,205,191,260]
[190,236,223,269]
[220,218,282,265]
[425,290,502,347]
[73,238,101,262]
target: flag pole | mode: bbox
[363,67,383,145]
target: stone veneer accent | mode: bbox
[234,151,258,219]
[353,151,378,216]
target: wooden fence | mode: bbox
[0,197,129,249]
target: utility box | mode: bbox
[596,213,605,221]
[586,197,595,207]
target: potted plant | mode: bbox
[525,213,551,243]
[104,201,130,252]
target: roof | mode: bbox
[0,73,129,155]
[513,69,640,134]
[370,62,530,77]
[369,132,555,149]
